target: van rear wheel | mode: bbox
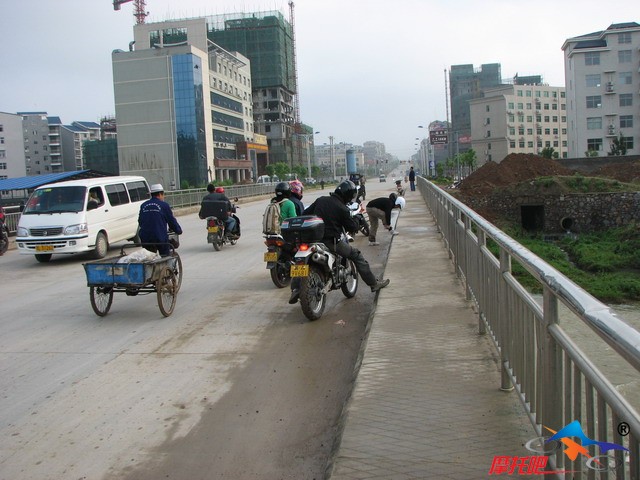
[93,232,108,259]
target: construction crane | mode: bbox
[288,1,301,131]
[113,0,148,25]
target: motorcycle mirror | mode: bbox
[234,197,239,202]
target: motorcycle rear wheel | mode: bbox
[340,259,358,298]
[270,261,291,288]
[300,265,326,321]
[213,230,223,251]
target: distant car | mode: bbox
[379,174,386,182]
[304,177,317,185]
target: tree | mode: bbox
[273,162,290,180]
[584,149,599,157]
[608,134,628,156]
[540,146,558,159]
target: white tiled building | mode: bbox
[469,83,567,164]
[562,22,639,157]
[0,112,26,183]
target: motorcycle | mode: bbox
[263,233,295,288]
[282,216,358,321]
[347,199,370,237]
[200,199,240,251]
[0,211,8,256]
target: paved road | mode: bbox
[0,183,392,480]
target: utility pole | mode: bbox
[329,136,335,180]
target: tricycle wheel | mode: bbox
[157,266,177,317]
[172,253,183,292]
[90,286,113,316]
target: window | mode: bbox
[618,50,632,63]
[622,137,634,150]
[537,127,542,135]
[620,115,633,128]
[620,94,633,107]
[105,183,130,206]
[526,103,532,110]
[552,116,558,122]
[553,128,558,135]
[618,32,632,44]
[543,91,550,98]
[519,140,525,148]
[544,128,551,135]
[543,104,550,110]
[586,96,601,108]
[526,90,532,97]
[486,105,490,112]
[485,117,490,125]
[535,91,541,98]
[517,90,523,97]
[587,138,603,151]
[509,141,516,148]
[527,128,533,135]
[518,126,525,135]
[544,116,550,122]
[0,152,5,159]
[587,117,602,130]
[126,181,149,202]
[527,141,534,148]
[486,130,491,137]
[619,72,632,85]
[0,162,6,169]
[517,103,524,109]
[508,114,515,123]
[527,116,533,122]
[585,52,600,65]
[508,102,514,109]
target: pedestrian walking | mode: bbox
[365,193,404,246]
[409,166,416,191]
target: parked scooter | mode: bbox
[282,216,358,321]
[263,233,295,288]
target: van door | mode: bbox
[85,186,111,247]
[103,183,133,242]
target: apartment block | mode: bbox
[0,112,26,184]
[17,113,63,176]
[469,82,567,164]
[61,121,101,171]
[562,22,639,157]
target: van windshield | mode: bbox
[23,186,88,214]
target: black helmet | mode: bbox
[334,180,357,203]
[275,182,291,199]
[207,184,215,193]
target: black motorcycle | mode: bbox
[264,234,295,288]
[199,199,240,251]
[347,200,370,237]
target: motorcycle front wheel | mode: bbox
[340,259,359,298]
[270,261,291,288]
[359,218,370,238]
[300,265,326,321]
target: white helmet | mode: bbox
[395,197,406,210]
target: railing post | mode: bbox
[499,248,514,391]
[477,229,486,335]
[541,287,563,431]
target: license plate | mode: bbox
[207,226,219,233]
[264,251,278,262]
[35,245,54,252]
[290,264,309,277]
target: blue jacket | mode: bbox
[138,197,182,244]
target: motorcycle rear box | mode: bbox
[199,200,229,220]
[281,216,325,243]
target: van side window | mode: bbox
[105,184,130,206]
[126,181,149,202]
[88,187,105,209]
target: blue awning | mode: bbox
[0,170,110,192]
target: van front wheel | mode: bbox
[93,232,109,259]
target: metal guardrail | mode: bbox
[418,176,640,479]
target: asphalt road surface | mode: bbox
[0,181,394,480]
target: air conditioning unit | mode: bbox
[608,125,615,135]
[606,82,614,92]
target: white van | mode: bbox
[16,176,150,262]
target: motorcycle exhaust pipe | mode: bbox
[311,253,328,265]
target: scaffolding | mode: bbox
[206,11,295,91]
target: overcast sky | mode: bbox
[1,0,636,158]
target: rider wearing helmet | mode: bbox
[288,180,389,304]
[289,180,304,215]
[200,184,237,236]
[365,193,402,246]
[272,182,297,224]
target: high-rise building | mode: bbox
[449,63,503,153]
[130,10,295,174]
[562,22,639,157]
[0,112,27,184]
[113,34,255,188]
[469,80,567,164]
[18,113,63,176]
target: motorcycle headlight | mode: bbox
[17,226,29,237]
[64,223,88,235]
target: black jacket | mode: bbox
[366,197,395,226]
[304,193,358,240]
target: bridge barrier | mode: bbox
[418,176,640,478]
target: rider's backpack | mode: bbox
[262,201,282,235]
